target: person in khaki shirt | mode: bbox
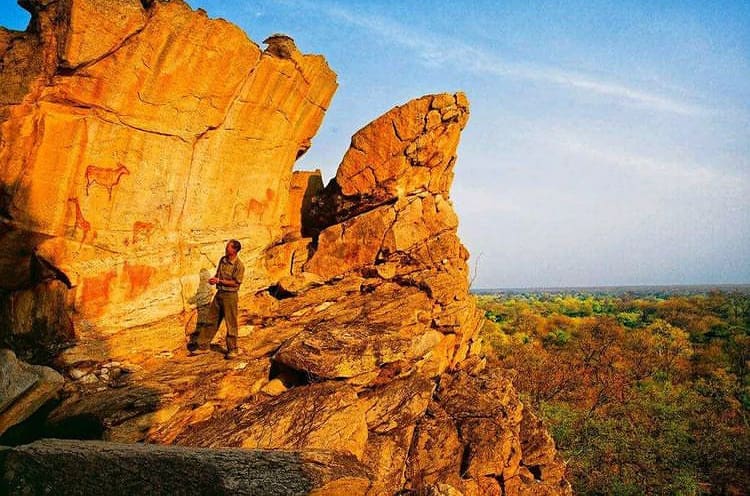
[188,239,245,359]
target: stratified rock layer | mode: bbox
[0,3,570,495]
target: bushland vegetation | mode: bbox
[477,290,749,495]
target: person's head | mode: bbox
[225,239,241,257]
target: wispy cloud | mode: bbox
[548,132,748,191]
[289,0,708,116]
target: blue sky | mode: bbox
[2,1,748,287]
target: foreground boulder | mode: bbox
[0,349,63,437]
[0,439,371,496]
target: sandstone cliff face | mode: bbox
[0,2,570,495]
[0,0,336,338]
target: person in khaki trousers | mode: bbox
[187,239,245,359]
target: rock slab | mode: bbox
[0,439,371,496]
[0,348,63,436]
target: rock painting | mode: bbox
[85,163,130,200]
[67,197,91,244]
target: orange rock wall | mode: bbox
[0,0,337,330]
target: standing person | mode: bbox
[187,239,245,359]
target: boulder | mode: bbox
[336,93,469,202]
[0,349,64,436]
[174,383,369,461]
[0,439,371,496]
[362,425,415,495]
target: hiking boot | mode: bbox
[189,346,210,356]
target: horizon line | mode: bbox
[472,283,750,291]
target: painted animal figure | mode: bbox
[67,197,91,244]
[132,220,157,244]
[85,163,130,199]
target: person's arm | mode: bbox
[233,262,245,287]
[216,277,240,288]
[208,259,222,285]
[210,260,243,288]
[218,262,243,288]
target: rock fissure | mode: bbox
[103,110,191,142]
[58,20,150,74]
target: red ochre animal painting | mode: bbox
[85,163,130,199]
[67,197,91,244]
[132,221,157,244]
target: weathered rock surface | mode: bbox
[34,92,569,494]
[0,349,63,436]
[0,439,371,496]
[0,278,75,363]
[0,0,337,337]
[0,3,571,495]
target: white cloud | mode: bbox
[549,133,747,190]
[292,0,708,116]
